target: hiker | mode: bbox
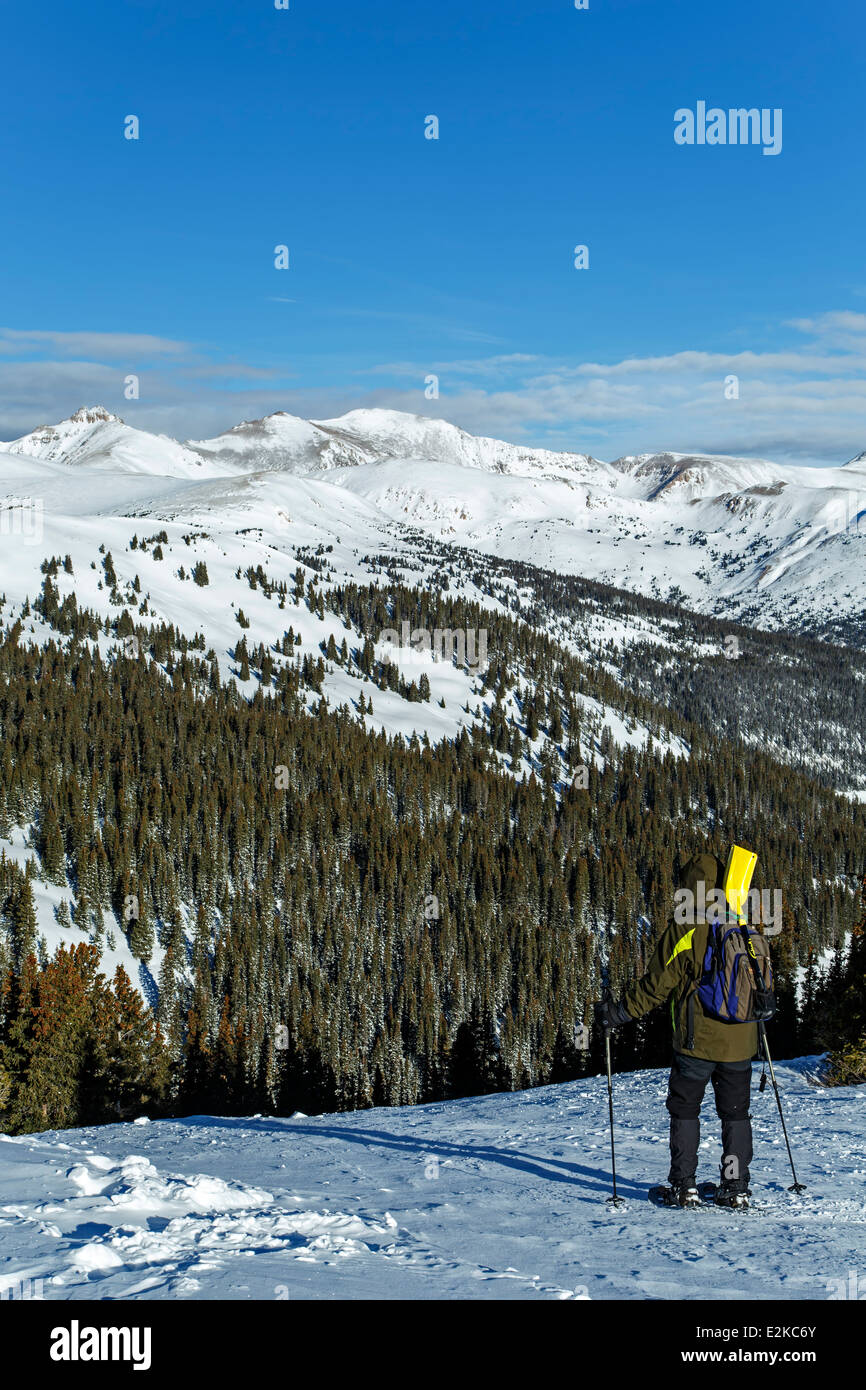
[594,851,772,1209]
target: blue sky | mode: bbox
[1,0,864,462]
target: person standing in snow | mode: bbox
[594,852,757,1208]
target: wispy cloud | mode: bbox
[787,310,866,334]
[361,353,540,378]
[0,328,192,359]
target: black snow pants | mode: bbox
[666,1052,753,1186]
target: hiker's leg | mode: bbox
[711,1060,753,1186]
[666,1053,714,1184]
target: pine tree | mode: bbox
[10,876,38,969]
[40,804,67,885]
[128,894,154,964]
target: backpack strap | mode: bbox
[742,926,776,1021]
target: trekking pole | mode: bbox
[758,1022,806,1194]
[602,989,626,1207]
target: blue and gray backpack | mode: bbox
[696,914,776,1024]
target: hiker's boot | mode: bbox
[715,1176,751,1209]
[673,1177,701,1208]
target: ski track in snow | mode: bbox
[0,1059,863,1301]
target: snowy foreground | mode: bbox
[0,1058,863,1302]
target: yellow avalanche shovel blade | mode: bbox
[724,844,758,922]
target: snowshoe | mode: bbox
[648,1179,701,1208]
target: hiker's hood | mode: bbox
[678,852,723,897]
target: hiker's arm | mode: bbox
[620,922,693,1021]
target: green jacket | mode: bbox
[621,916,758,1062]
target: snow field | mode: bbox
[1,1059,862,1302]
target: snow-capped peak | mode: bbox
[7,406,222,479]
[68,405,122,426]
[8,405,122,455]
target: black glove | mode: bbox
[594,998,631,1032]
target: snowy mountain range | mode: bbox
[3,400,866,813]
[4,405,866,641]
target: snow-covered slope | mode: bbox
[5,405,865,640]
[0,1061,860,1301]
